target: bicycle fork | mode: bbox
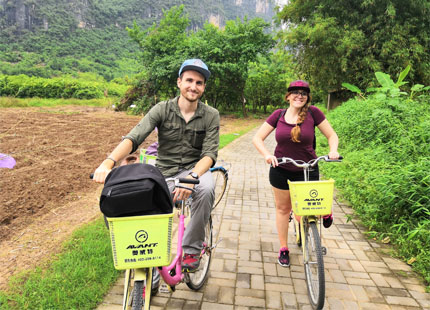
[301,216,316,263]
[301,216,327,263]
[123,268,152,310]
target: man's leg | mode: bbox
[182,170,214,271]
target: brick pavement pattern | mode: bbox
[97,127,429,310]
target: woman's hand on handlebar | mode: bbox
[328,151,340,160]
[265,154,278,167]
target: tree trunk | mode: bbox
[241,94,247,117]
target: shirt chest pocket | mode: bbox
[159,122,180,141]
[191,129,206,149]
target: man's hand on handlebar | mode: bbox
[92,162,112,184]
[172,176,199,203]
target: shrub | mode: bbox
[319,89,430,287]
[0,74,128,99]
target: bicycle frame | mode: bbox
[122,198,193,310]
[158,199,188,286]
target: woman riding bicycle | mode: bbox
[252,80,339,267]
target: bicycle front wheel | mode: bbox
[211,167,228,210]
[131,280,144,310]
[186,216,213,290]
[303,221,325,310]
[124,268,152,310]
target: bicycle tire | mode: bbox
[303,221,325,310]
[131,280,144,310]
[211,167,228,210]
[186,216,213,290]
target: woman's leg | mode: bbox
[272,187,292,248]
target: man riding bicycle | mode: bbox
[93,59,220,273]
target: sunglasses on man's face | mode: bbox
[291,90,309,97]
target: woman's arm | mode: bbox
[317,119,339,159]
[252,122,278,166]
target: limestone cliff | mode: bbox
[0,0,275,33]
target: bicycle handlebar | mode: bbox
[173,178,200,185]
[276,155,343,168]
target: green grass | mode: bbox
[219,125,259,149]
[0,97,115,108]
[0,218,120,310]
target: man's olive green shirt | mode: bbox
[124,97,220,177]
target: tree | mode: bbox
[127,7,273,114]
[127,5,190,98]
[277,0,430,98]
[189,17,274,115]
[245,51,296,113]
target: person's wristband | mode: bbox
[106,157,117,167]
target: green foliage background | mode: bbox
[319,76,430,286]
[277,0,430,101]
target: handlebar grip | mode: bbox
[326,155,343,162]
[178,178,200,185]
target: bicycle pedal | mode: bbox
[322,247,327,255]
[159,283,172,294]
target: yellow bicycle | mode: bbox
[277,155,342,310]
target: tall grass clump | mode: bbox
[319,67,430,287]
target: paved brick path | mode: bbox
[97,127,429,310]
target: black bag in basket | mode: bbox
[100,163,172,217]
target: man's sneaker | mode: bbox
[278,247,290,267]
[323,213,333,228]
[182,253,200,273]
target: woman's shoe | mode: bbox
[278,247,290,267]
[323,213,333,228]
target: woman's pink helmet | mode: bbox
[287,80,310,93]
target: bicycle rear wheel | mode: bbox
[186,216,213,290]
[303,221,325,310]
[211,167,228,210]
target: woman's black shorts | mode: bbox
[269,166,319,190]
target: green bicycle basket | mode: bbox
[288,179,335,216]
[106,212,173,270]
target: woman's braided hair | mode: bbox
[284,91,312,143]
